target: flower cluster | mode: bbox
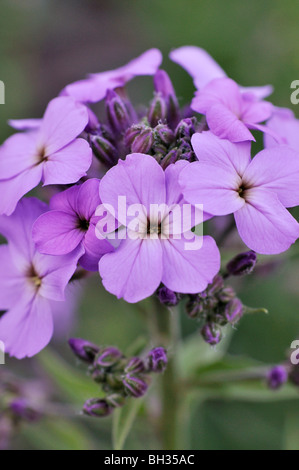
[69,338,167,418]
[1,46,299,359]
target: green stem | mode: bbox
[152,298,180,450]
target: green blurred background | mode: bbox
[1,0,299,450]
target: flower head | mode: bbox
[0,97,92,215]
[0,198,83,358]
[98,153,220,303]
[32,179,113,271]
[180,132,299,254]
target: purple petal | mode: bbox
[241,99,273,125]
[49,185,79,213]
[191,132,251,175]
[99,238,163,303]
[0,165,43,216]
[62,49,162,103]
[169,46,226,89]
[32,211,84,255]
[0,292,53,359]
[42,138,92,185]
[161,235,220,293]
[206,103,255,142]
[234,187,299,254]
[99,153,166,226]
[8,118,42,131]
[239,85,273,100]
[265,107,299,150]
[243,146,299,207]
[0,131,39,179]
[38,97,89,154]
[0,245,25,309]
[179,161,245,216]
[192,78,243,115]
[80,225,114,271]
[35,245,84,302]
[75,178,101,220]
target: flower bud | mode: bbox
[147,347,168,373]
[123,375,148,398]
[83,398,112,418]
[89,134,118,166]
[207,274,224,296]
[106,89,131,134]
[154,124,175,145]
[201,323,222,346]
[157,286,179,307]
[160,148,180,169]
[267,366,288,390]
[95,347,123,368]
[185,297,203,319]
[68,338,100,364]
[147,347,168,372]
[148,92,167,127]
[131,127,154,154]
[226,251,257,276]
[175,117,198,140]
[217,286,235,303]
[125,357,145,374]
[224,298,243,324]
[154,70,179,126]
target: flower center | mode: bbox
[77,218,90,232]
[36,146,48,164]
[147,219,162,236]
[26,265,42,290]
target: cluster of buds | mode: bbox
[68,338,168,418]
[185,274,244,345]
[83,69,203,170]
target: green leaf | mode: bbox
[38,348,101,404]
[21,417,92,450]
[112,398,144,450]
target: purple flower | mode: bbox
[0,198,83,358]
[267,366,288,390]
[180,132,299,254]
[265,107,299,150]
[170,46,273,99]
[0,97,92,215]
[98,154,220,303]
[191,78,273,142]
[61,49,162,103]
[32,179,113,271]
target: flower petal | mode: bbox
[32,211,84,255]
[75,178,101,220]
[38,97,89,154]
[80,225,114,271]
[0,245,25,309]
[243,146,299,207]
[191,131,251,174]
[234,187,299,254]
[0,293,53,359]
[42,138,92,185]
[99,153,166,226]
[206,103,254,142]
[0,131,39,179]
[161,235,220,293]
[0,165,43,216]
[169,46,226,89]
[99,237,163,303]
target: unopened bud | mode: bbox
[201,323,222,346]
[157,286,179,307]
[95,347,123,368]
[226,251,257,276]
[267,366,288,390]
[148,92,167,127]
[147,347,168,373]
[125,357,145,374]
[106,89,131,134]
[68,338,100,364]
[123,375,148,398]
[83,398,112,418]
[224,298,243,324]
[89,134,118,166]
